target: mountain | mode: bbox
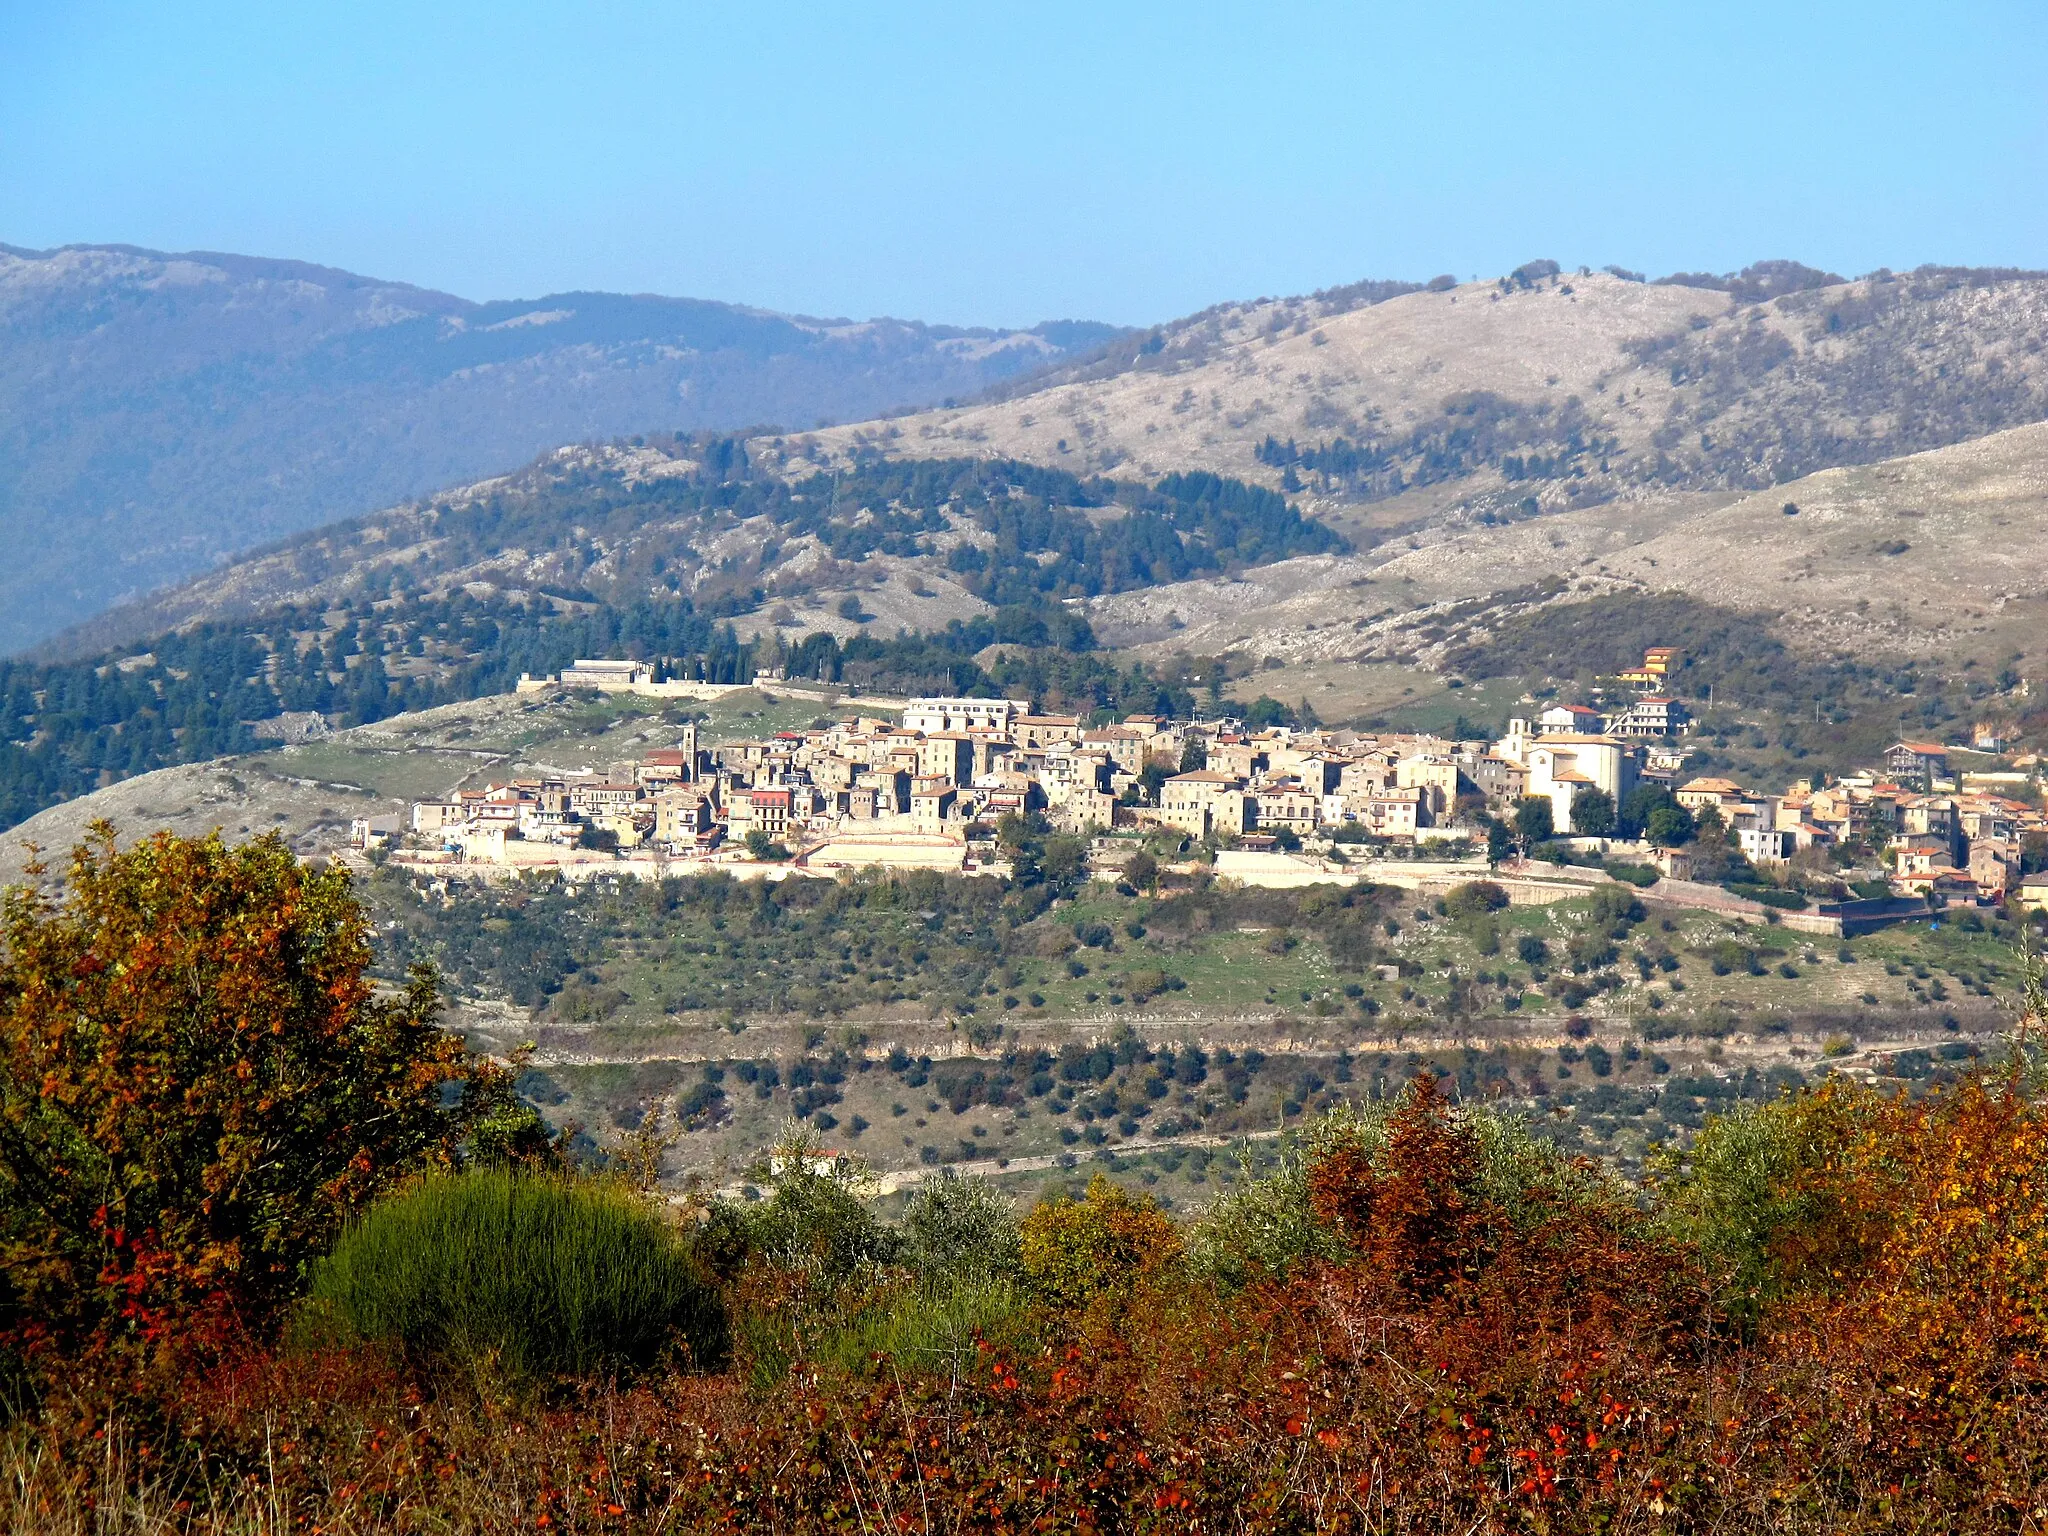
[46,441,1335,663]
[12,254,2048,841]
[762,261,2048,516]
[0,241,1121,653]
[0,449,1335,830]
[1083,417,2048,670]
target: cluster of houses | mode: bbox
[364,659,2043,910]
[1667,740,2048,909]
[377,681,1703,876]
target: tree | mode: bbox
[1124,851,1160,894]
[1038,835,1089,897]
[1621,783,1678,838]
[1514,796,1555,845]
[1443,880,1510,920]
[1486,818,1516,868]
[1647,803,1697,847]
[1020,1174,1181,1309]
[744,828,791,861]
[0,825,541,1359]
[1571,788,1616,837]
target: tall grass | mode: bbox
[309,1170,725,1381]
[816,1277,1032,1379]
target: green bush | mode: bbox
[1443,880,1510,919]
[1602,861,1661,887]
[818,1277,1031,1377]
[309,1171,725,1380]
[1732,884,1809,911]
[900,1172,1021,1286]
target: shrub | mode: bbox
[1020,1175,1180,1308]
[1733,883,1809,910]
[705,1128,894,1288]
[310,1171,724,1380]
[816,1275,1029,1378]
[900,1173,1020,1286]
[1587,883,1645,929]
[0,826,543,1362]
[1187,1107,1380,1288]
[1443,880,1509,919]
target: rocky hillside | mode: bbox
[51,443,1332,662]
[767,262,2048,516]
[1084,417,2048,674]
[0,242,1119,653]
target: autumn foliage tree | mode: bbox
[1019,1173,1181,1309]
[0,824,543,1365]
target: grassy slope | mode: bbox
[4,682,2026,1205]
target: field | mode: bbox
[364,859,2028,1207]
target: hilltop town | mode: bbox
[375,647,2048,928]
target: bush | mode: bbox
[1443,880,1509,919]
[1020,1175,1180,1308]
[1732,883,1809,910]
[900,1173,1020,1286]
[1602,861,1661,887]
[705,1131,894,1287]
[310,1171,724,1380]
[0,826,543,1361]
[816,1275,1029,1377]
[1187,1108,1379,1288]
[1587,884,1645,929]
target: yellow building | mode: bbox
[1615,646,1682,689]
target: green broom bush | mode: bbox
[309,1170,725,1380]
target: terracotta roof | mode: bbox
[1679,777,1747,795]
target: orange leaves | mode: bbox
[0,826,542,1368]
[1305,1138,1376,1243]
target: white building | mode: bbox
[1738,827,1794,865]
[1605,697,1692,738]
[1523,734,1638,835]
[558,658,654,687]
[1537,704,1604,735]
[899,697,1025,734]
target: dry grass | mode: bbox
[1078,420,2048,673]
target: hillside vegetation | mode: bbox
[1081,418,2048,720]
[9,830,2048,1530]
[1,454,1319,831]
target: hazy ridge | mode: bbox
[0,241,1120,651]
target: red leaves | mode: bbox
[0,825,538,1370]
[1312,1072,1499,1304]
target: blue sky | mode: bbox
[4,1,2045,328]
